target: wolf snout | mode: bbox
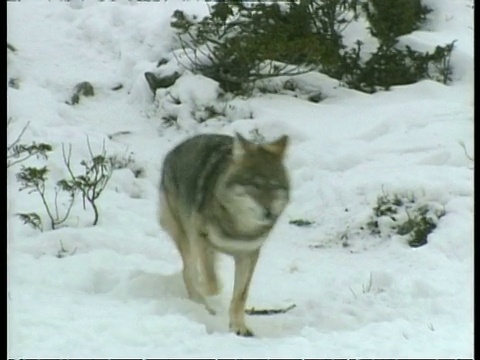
[264,207,276,221]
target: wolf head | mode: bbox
[215,133,290,238]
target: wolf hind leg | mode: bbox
[159,197,215,314]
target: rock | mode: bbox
[144,71,181,95]
[69,81,95,105]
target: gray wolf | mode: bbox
[158,132,290,336]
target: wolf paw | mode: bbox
[230,324,255,337]
[205,304,217,316]
[188,292,217,315]
[236,328,254,337]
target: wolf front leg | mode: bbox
[229,249,260,337]
[159,199,214,313]
[197,240,220,296]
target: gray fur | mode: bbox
[159,132,290,336]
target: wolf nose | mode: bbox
[264,208,274,221]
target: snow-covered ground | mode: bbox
[7,1,473,357]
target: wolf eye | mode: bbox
[268,180,287,190]
[246,183,261,191]
[231,184,248,196]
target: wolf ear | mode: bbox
[263,135,288,158]
[232,132,252,161]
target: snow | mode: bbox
[7,0,473,357]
